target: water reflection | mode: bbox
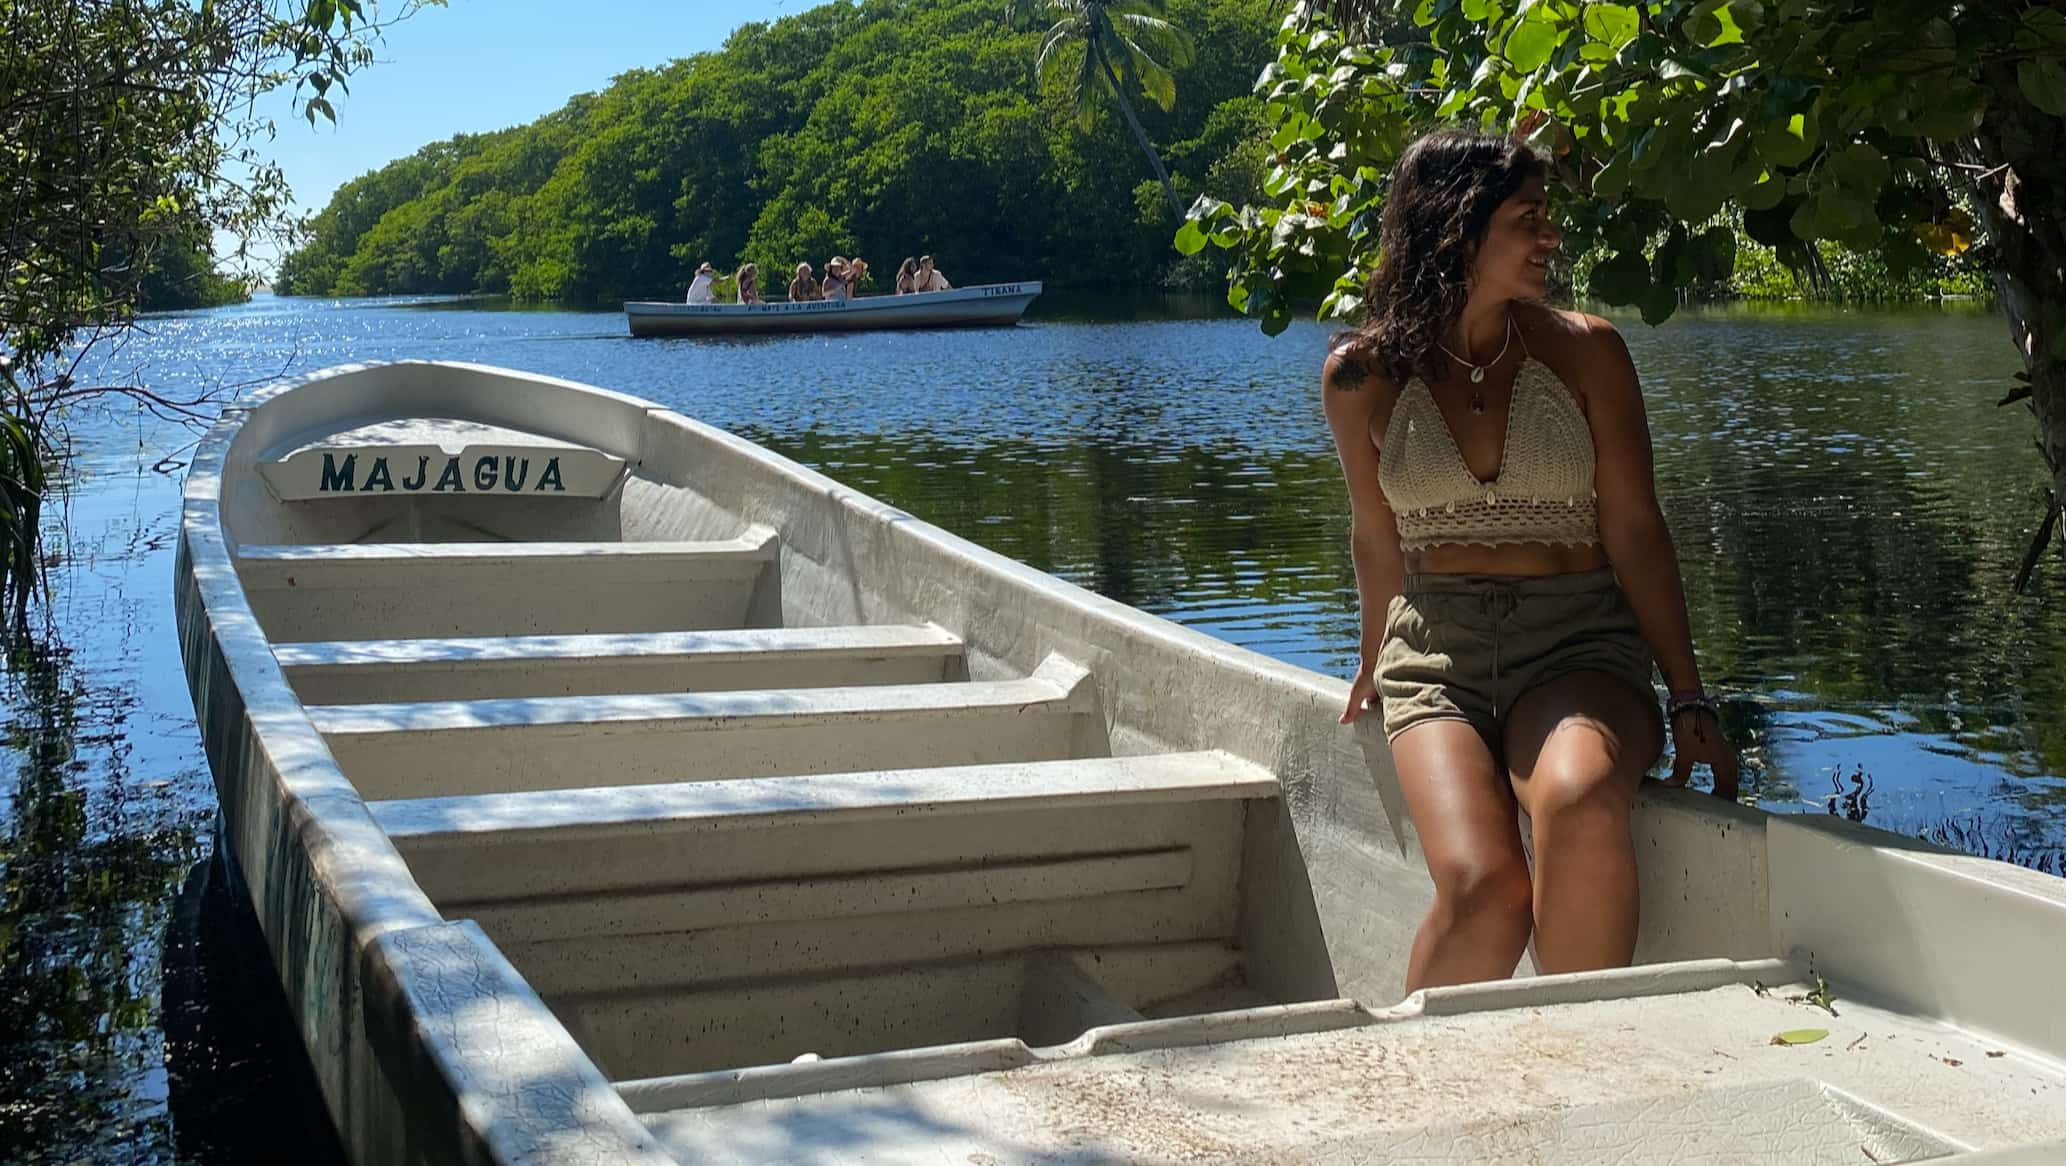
[0,632,197,1160]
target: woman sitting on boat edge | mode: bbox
[913,255,951,292]
[1325,128,1740,994]
[788,262,822,302]
[735,262,761,305]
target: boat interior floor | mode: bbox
[634,968,2066,1165]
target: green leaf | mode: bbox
[1604,204,1655,253]
[1582,3,1639,48]
[1659,58,1708,84]
[1772,1028,1829,1046]
[1742,171,1786,211]
[1665,168,1726,225]
[1174,219,1209,256]
[1817,187,1867,232]
[1832,204,1883,250]
[1654,222,1691,288]
[1913,105,1984,141]
[2018,59,2066,117]
[1789,198,1821,242]
[1828,144,1889,194]
[1589,249,1650,306]
[1706,2,1750,47]
[1594,152,1631,199]
[1683,7,1722,46]
[2026,7,2066,46]
[1881,230,1928,281]
[1640,283,1679,326]
[1694,226,1737,283]
[1754,110,1817,168]
[1506,16,1561,73]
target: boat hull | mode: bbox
[623,282,1040,336]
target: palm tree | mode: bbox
[1007,0,1196,218]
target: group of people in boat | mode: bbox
[684,255,952,305]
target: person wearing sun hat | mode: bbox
[843,257,869,295]
[822,257,850,301]
[684,261,716,304]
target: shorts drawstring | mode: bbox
[1480,584,1520,718]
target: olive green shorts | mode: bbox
[1376,567,1661,747]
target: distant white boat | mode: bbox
[178,359,2066,1164]
[624,281,1041,336]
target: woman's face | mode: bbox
[1470,174,1560,302]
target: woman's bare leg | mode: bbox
[1390,719,1534,991]
[1503,671,1662,974]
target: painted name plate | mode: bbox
[263,443,626,501]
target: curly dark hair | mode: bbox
[1339,130,1547,386]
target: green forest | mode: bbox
[276,0,1277,303]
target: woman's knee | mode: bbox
[1526,750,1634,834]
[1429,852,1533,925]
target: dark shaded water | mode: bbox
[3,291,2064,1159]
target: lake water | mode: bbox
[5,290,2064,1160]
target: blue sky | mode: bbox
[256,0,798,252]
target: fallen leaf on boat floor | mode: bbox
[1770,1028,1829,1046]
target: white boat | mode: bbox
[179,359,2066,1164]
[623,282,1042,336]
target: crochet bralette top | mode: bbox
[1377,356,1599,552]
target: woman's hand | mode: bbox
[1663,708,1740,799]
[1340,660,1379,725]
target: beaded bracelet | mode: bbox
[1666,689,1720,720]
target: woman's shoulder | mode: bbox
[1519,303,1628,358]
[1321,337,1402,440]
[1520,303,1636,383]
[1517,304,1641,417]
[1321,336,1391,394]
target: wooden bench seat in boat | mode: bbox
[367,750,1285,1077]
[274,624,966,703]
[307,653,1102,800]
[234,528,779,641]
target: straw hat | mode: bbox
[845,258,869,281]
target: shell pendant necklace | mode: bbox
[1434,313,1515,415]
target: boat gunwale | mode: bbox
[177,360,682,1164]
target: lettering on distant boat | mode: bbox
[261,442,625,502]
